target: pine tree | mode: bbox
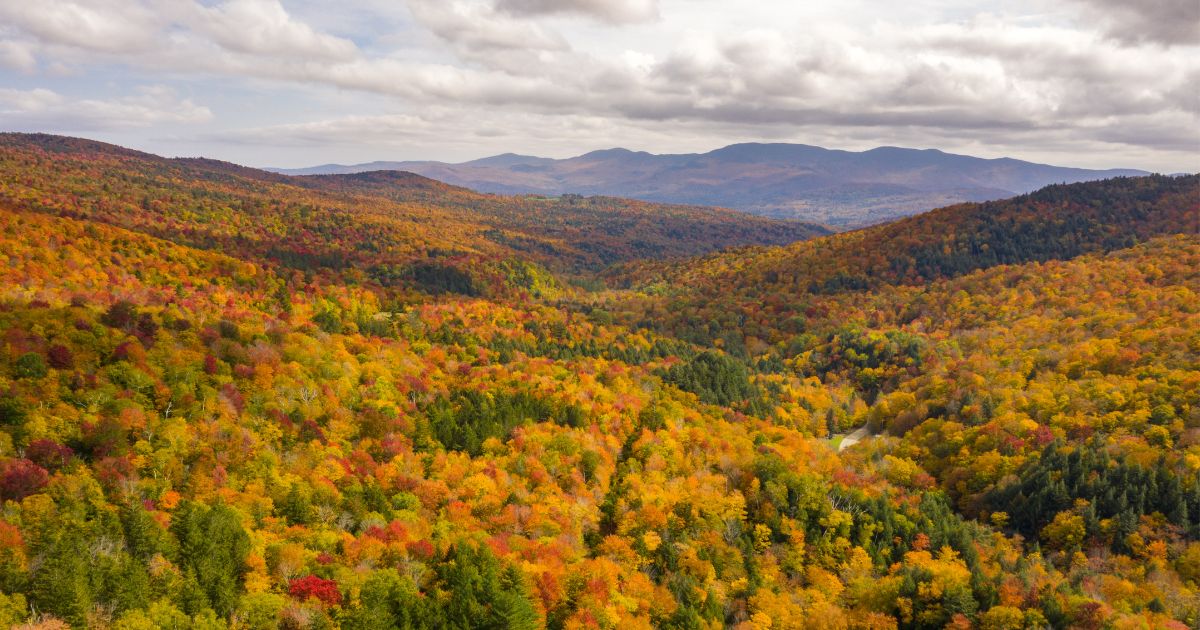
[170,501,251,618]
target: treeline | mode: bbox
[610,174,1198,301]
[989,440,1200,550]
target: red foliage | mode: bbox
[112,341,141,363]
[0,458,49,500]
[95,456,135,491]
[82,416,128,458]
[406,539,435,560]
[46,344,73,369]
[25,439,73,471]
[299,419,325,442]
[1033,425,1056,446]
[288,575,342,606]
[220,382,245,414]
[102,300,137,330]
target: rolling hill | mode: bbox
[607,174,1199,300]
[0,135,1197,628]
[0,133,826,296]
[271,143,1151,227]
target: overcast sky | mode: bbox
[1,0,1197,171]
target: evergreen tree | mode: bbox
[170,501,251,618]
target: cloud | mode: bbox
[0,87,62,111]
[494,0,658,23]
[0,85,212,131]
[172,11,1200,164]
[191,0,358,60]
[212,113,436,146]
[596,19,1199,152]
[407,0,568,56]
[0,1,1195,171]
[0,39,37,72]
[0,0,159,54]
[1071,0,1200,46]
[0,0,358,61]
[211,108,718,161]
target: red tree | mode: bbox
[288,575,342,606]
[0,459,49,501]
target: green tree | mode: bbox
[13,352,48,379]
[437,543,539,630]
[170,501,251,618]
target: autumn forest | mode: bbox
[0,133,1197,630]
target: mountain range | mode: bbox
[269,143,1151,227]
[1,134,1199,628]
[0,133,825,283]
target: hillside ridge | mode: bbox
[268,142,1153,227]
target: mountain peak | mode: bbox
[462,152,550,168]
[865,146,946,155]
[706,142,830,162]
[269,141,1149,227]
[578,148,646,159]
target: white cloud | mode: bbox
[0,0,161,54]
[0,85,212,130]
[0,0,359,61]
[214,112,436,146]
[0,0,1195,172]
[0,39,37,72]
[0,87,62,110]
[191,0,358,60]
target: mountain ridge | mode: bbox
[0,133,827,290]
[1,134,1199,629]
[266,142,1152,227]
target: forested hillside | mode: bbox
[0,134,825,291]
[607,175,1198,298]
[0,136,1197,629]
[297,170,827,264]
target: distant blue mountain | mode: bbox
[268,143,1151,227]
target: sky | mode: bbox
[0,0,1197,172]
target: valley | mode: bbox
[0,134,1196,629]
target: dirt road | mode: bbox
[838,425,871,452]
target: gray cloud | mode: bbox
[0,38,37,72]
[0,0,1195,172]
[406,0,568,61]
[1072,0,1200,46]
[494,0,658,23]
